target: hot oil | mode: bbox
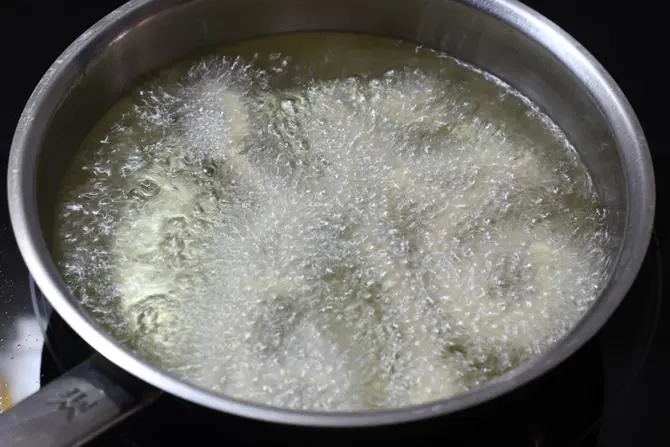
[54,32,612,411]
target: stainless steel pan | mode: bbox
[0,0,654,445]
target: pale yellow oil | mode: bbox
[54,32,611,411]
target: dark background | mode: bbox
[0,1,666,445]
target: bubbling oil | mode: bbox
[55,33,611,411]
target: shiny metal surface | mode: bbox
[5,0,655,428]
[1,354,160,447]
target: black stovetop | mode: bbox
[0,1,667,446]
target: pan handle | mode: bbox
[0,354,161,447]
